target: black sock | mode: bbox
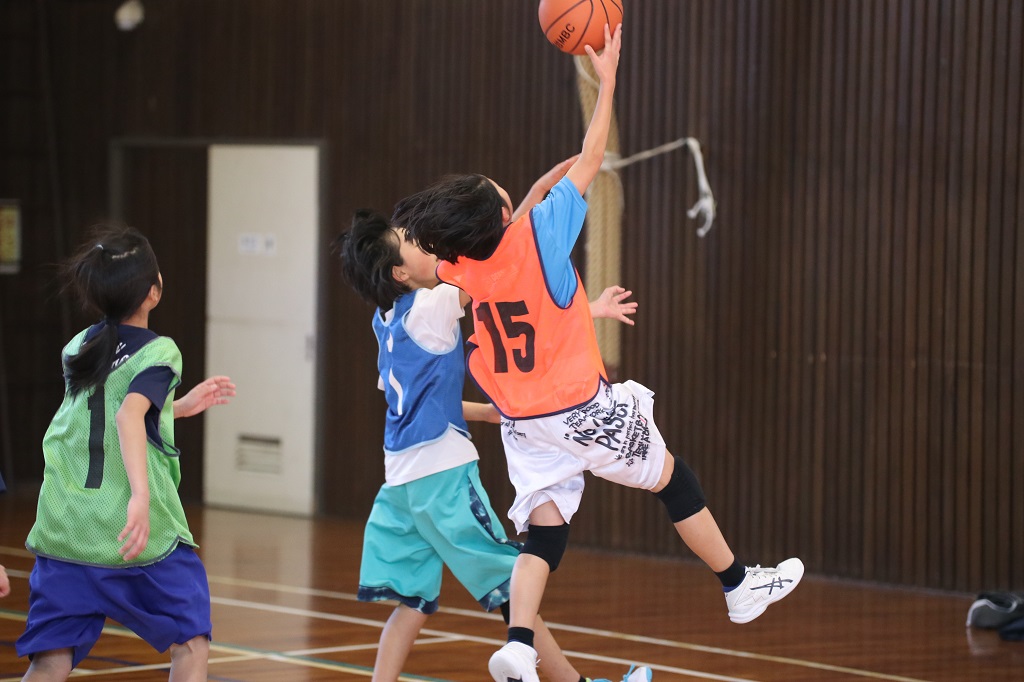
[507,626,535,648]
[578,677,587,682]
[716,559,746,590]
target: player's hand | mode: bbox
[590,285,637,325]
[0,565,10,598]
[584,23,622,84]
[534,155,579,192]
[174,375,236,419]
[118,495,150,561]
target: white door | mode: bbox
[204,144,319,515]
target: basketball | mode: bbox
[538,0,623,55]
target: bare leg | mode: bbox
[508,500,565,629]
[168,636,209,682]
[652,451,736,572]
[372,605,429,682]
[22,649,73,682]
[533,614,582,682]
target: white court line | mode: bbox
[203,574,927,682]
[0,610,442,682]
[210,596,753,682]
[0,546,928,682]
[288,637,458,657]
[68,654,261,677]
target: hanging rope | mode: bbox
[575,56,623,373]
[574,56,717,372]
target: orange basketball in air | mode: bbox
[538,0,623,55]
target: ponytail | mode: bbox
[64,319,120,397]
[62,226,161,397]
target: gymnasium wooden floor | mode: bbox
[1,490,1020,681]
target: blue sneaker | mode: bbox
[589,665,653,682]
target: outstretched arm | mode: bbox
[565,24,623,195]
[174,376,236,419]
[510,155,579,222]
[589,285,636,326]
[463,401,501,424]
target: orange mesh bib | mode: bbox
[439,216,606,418]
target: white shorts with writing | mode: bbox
[500,380,668,533]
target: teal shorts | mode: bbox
[357,461,521,614]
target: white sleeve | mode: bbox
[403,284,466,353]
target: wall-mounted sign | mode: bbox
[0,200,21,275]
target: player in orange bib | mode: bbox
[398,25,804,682]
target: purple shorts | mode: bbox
[16,543,211,668]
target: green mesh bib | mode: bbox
[26,328,196,567]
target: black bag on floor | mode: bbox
[966,592,1024,630]
[999,616,1024,642]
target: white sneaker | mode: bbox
[725,558,804,623]
[489,641,540,682]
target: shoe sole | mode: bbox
[729,561,805,624]
[488,651,535,682]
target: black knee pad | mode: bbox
[521,523,570,572]
[654,455,707,522]
[499,601,511,624]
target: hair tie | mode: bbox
[95,244,104,251]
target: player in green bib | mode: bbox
[16,226,235,681]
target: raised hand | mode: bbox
[174,375,236,419]
[590,285,637,325]
[584,23,623,84]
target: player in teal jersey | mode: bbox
[16,226,234,682]
[337,160,648,682]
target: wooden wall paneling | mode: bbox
[751,0,773,564]
[809,0,830,572]
[987,0,1011,585]
[968,0,993,590]
[861,0,882,582]
[958,0,983,591]
[2,0,1022,589]
[1014,0,1024,591]
[687,0,712,561]
[837,0,858,578]
[786,0,806,562]
[912,0,934,588]
[848,0,873,581]
[893,0,916,586]
[973,0,996,588]
[917,0,941,588]
[120,146,209,503]
[989,0,1015,590]
[771,0,793,563]
[876,0,901,585]
[823,0,846,577]
[934,0,961,590]
[790,0,815,566]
